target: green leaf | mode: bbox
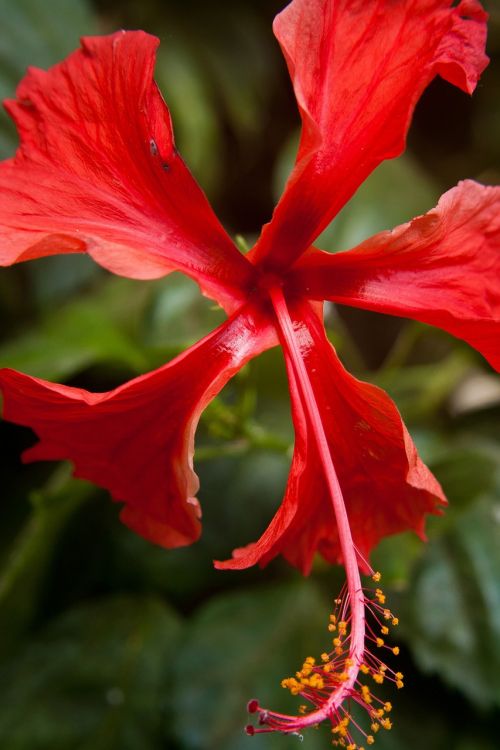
[0,469,95,656]
[26,255,101,308]
[370,532,424,589]
[171,580,334,750]
[0,290,149,380]
[188,6,277,139]
[431,446,498,513]
[153,4,278,195]
[402,494,500,708]
[0,596,181,750]
[374,349,473,423]
[141,273,225,354]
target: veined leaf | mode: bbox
[0,596,181,750]
[171,580,334,750]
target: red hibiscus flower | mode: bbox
[0,0,498,740]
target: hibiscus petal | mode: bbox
[291,181,500,371]
[0,31,255,311]
[0,304,275,548]
[249,0,488,270]
[217,300,445,574]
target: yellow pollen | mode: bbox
[323,664,332,673]
[396,680,404,689]
[392,647,400,655]
[381,719,392,731]
[395,672,404,680]
[367,736,375,745]
[392,618,399,626]
[333,637,342,648]
[360,664,370,674]
[309,673,325,689]
[371,723,380,733]
[381,626,389,635]
[372,673,384,684]
[376,638,384,648]
[384,702,392,712]
[328,624,337,632]
[281,677,303,695]
[372,572,382,582]
[383,610,391,620]
[360,685,372,704]
[321,652,330,662]
[332,725,348,738]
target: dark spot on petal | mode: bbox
[162,162,170,172]
[149,138,158,156]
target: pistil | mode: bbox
[269,286,365,725]
[245,288,401,743]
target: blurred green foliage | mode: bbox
[0,0,499,749]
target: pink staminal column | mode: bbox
[245,287,401,748]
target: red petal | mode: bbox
[0,305,275,548]
[291,181,500,371]
[216,300,445,574]
[249,0,488,271]
[0,31,255,311]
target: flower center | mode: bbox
[255,270,284,293]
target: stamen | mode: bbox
[245,289,402,743]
